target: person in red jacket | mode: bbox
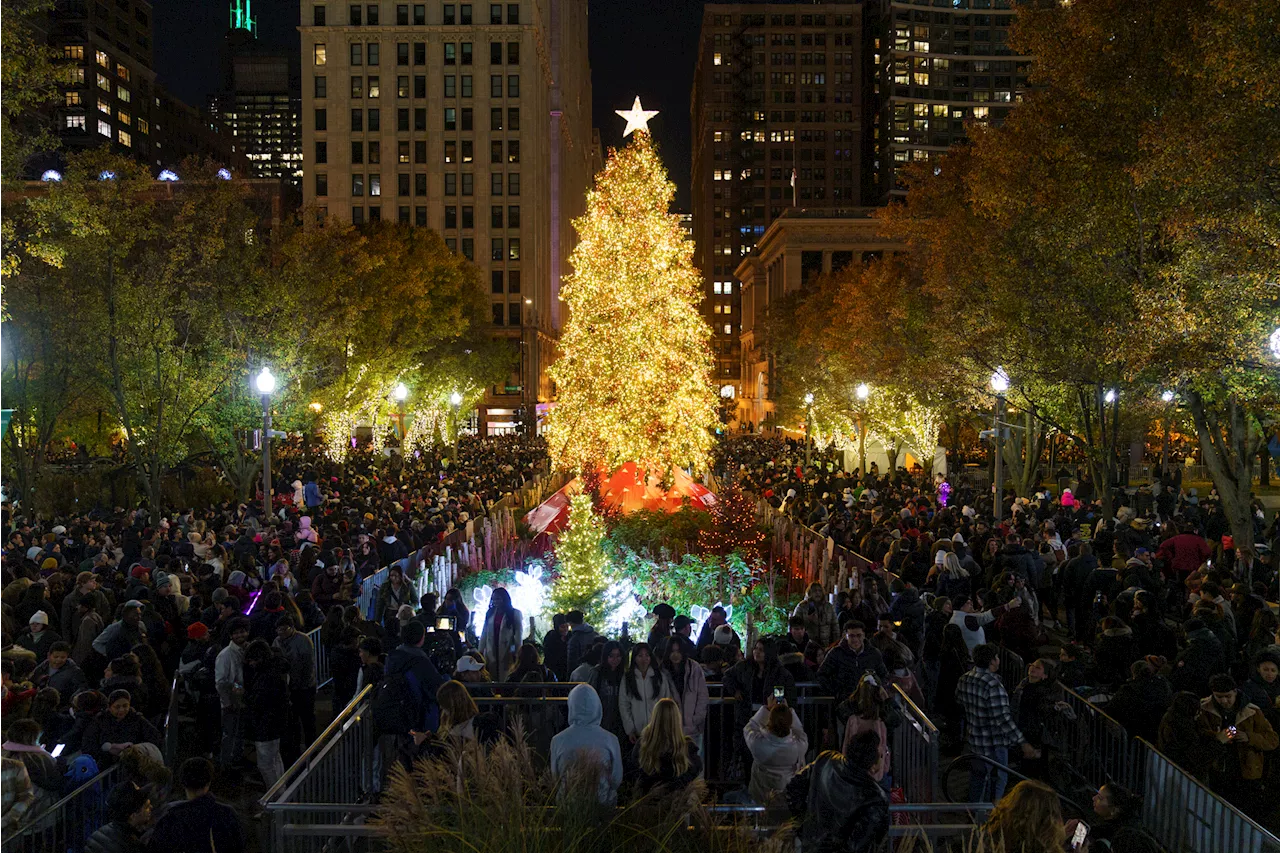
[1155,523,1213,578]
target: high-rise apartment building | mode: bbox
[868,0,1029,200]
[39,0,243,177]
[45,0,158,168]
[208,4,303,188]
[690,4,865,389]
[299,0,596,432]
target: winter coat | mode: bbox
[16,628,63,662]
[723,660,797,730]
[786,750,890,853]
[1093,626,1140,687]
[542,628,569,682]
[664,661,709,738]
[743,705,808,804]
[817,642,889,703]
[1239,671,1280,731]
[1196,698,1279,781]
[792,596,840,648]
[565,623,598,675]
[887,589,926,657]
[1169,627,1226,696]
[0,742,62,799]
[1106,673,1173,744]
[150,792,246,853]
[478,606,524,683]
[80,710,161,768]
[550,684,624,805]
[618,666,672,740]
[72,611,106,666]
[243,654,291,743]
[1011,678,1067,750]
[375,579,412,634]
[626,736,702,797]
[84,821,145,853]
[31,657,89,705]
[273,631,318,691]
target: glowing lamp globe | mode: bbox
[393,383,408,402]
[450,391,463,406]
[1161,390,1175,403]
[254,367,276,395]
[803,393,814,406]
[855,383,870,401]
[990,369,1010,394]
[1104,388,1118,404]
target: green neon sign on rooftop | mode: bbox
[231,0,257,36]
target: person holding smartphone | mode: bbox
[1196,673,1279,803]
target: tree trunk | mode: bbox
[1002,409,1046,498]
[1186,390,1261,573]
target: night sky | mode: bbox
[153,0,705,208]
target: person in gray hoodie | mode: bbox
[550,683,624,806]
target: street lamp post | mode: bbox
[855,382,870,476]
[393,383,408,442]
[803,392,814,468]
[255,367,277,521]
[990,369,1009,524]
[1160,390,1175,475]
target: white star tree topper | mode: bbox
[615,96,659,137]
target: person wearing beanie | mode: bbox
[83,781,153,853]
[40,557,58,573]
[17,611,63,663]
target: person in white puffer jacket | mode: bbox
[743,695,809,804]
[618,643,672,744]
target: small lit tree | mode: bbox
[549,494,614,628]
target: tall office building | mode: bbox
[208,3,303,187]
[299,0,596,432]
[868,0,1030,200]
[690,4,865,390]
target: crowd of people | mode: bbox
[3,429,1278,853]
[717,436,1280,843]
[0,435,547,850]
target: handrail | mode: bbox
[1,765,120,853]
[942,752,1092,818]
[161,668,181,766]
[892,681,939,735]
[258,683,372,807]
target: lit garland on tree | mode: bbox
[549,493,616,629]
[546,99,718,478]
[698,482,765,562]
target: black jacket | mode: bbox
[817,642,889,702]
[85,821,145,853]
[722,660,796,729]
[80,710,161,768]
[542,628,569,682]
[148,793,246,853]
[625,737,703,797]
[787,750,890,853]
[243,653,291,742]
[1106,673,1173,744]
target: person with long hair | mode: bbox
[478,587,523,682]
[410,679,499,759]
[376,565,412,635]
[840,673,892,782]
[619,643,671,745]
[627,697,701,797]
[980,779,1067,853]
[588,641,628,744]
[661,640,709,757]
[131,642,171,723]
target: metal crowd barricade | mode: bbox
[1051,688,1280,853]
[259,684,377,853]
[1134,737,1280,853]
[0,765,120,853]
[356,566,389,620]
[305,625,331,688]
[890,682,940,803]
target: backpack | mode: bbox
[371,669,420,735]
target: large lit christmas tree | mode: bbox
[547,98,719,478]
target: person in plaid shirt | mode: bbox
[956,643,1039,802]
[1,758,35,833]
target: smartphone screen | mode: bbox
[1071,823,1088,850]
[773,686,785,699]
[436,616,455,631]
[51,744,65,758]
